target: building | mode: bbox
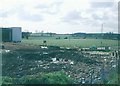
[0,27,22,42]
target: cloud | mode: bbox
[92,11,109,21]
[17,7,43,21]
[0,4,43,22]
[35,4,48,9]
[62,11,82,23]
[0,0,118,33]
[19,13,43,22]
[91,2,114,8]
[0,11,9,18]
[35,1,63,15]
[0,6,17,18]
[60,0,118,32]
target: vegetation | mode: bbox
[22,36,119,48]
[2,34,119,85]
[22,32,31,39]
[0,77,2,86]
[2,71,75,84]
[107,68,118,84]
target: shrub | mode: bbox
[2,76,15,84]
[3,71,74,84]
[19,71,74,84]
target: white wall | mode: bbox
[11,27,22,42]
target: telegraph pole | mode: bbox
[101,24,103,36]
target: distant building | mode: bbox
[0,27,22,42]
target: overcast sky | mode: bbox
[0,0,119,34]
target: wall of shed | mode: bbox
[11,27,22,42]
[1,28,12,42]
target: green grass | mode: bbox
[107,69,118,84]
[0,76,2,85]
[2,71,74,84]
[22,36,119,48]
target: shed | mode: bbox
[0,27,22,42]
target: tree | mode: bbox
[41,30,44,36]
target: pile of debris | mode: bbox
[2,44,116,84]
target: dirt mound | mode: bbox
[2,43,106,84]
[2,44,100,78]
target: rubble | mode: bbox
[2,43,119,84]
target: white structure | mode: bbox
[11,27,22,42]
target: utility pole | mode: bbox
[101,24,103,36]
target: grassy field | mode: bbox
[22,36,119,48]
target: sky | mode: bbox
[0,0,119,34]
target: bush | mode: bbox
[64,37,68,39]
[20,71,74,84]
[2,76,15,84]
[3,71,75,84]
[107,69,118,84]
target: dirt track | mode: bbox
[2,42,40,50]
